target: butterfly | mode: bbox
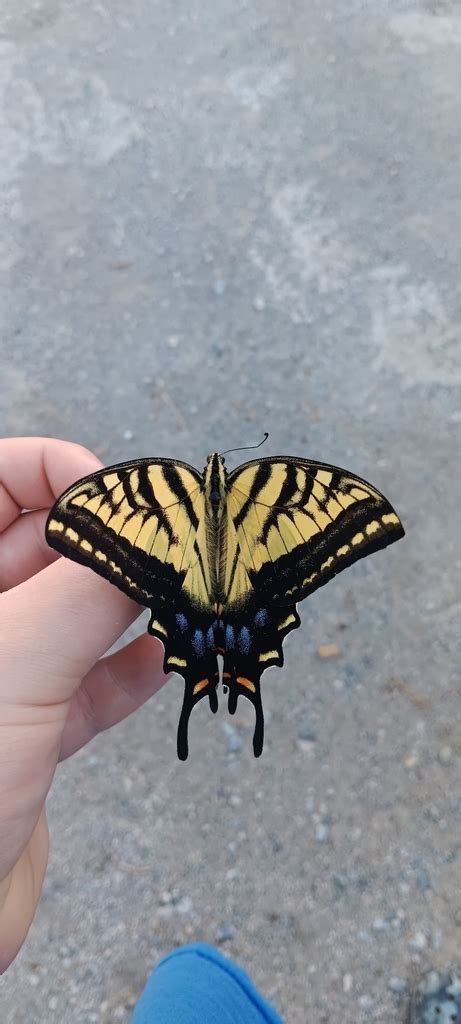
[46,444,404,759]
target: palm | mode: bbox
[0,438,167,888]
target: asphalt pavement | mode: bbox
[0,2,460,1021]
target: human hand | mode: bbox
[0,437,167,970]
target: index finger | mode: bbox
[0,437,102,532]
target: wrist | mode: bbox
[0,811,48,973]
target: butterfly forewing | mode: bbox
[224,457,404,608]
[46,458,212,607]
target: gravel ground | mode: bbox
[1,1,460,1021]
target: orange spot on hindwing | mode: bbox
[236,676,256,693]
[193,678,209,695]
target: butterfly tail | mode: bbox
[223,655,265,757]
[177,667,220,760]
[222,605,301,757]
[148,611,219,760]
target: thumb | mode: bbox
[0,557,144,706]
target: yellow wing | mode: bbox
[221,456,404,610]
[46,458,213,609]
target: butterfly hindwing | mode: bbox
[148,607,219,760]
[221,603,301,755]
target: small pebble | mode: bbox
[157,904,174,919]
[358,995,374,1009]
[297,737,316,754]
[438,745,453,765]
[253,295,265,311]
[408,931,427,951]
[123,429,134,441]
[298,730,317,742]
[389,976,408,994]
[343,972,353,993]
[372,916,390,933]
[333,872,349,892]
[176,896,193,915]
[420,970,443,995]
[317,643,341,659]
[221,722,243,754]
[315,822,330,843]
[216,925,234,944]
[416,868,432,891]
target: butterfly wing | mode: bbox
[46,458,219,758]
[220,456,405,754]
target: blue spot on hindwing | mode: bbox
[225,624,235,649]
[207,626,215,648]
[192,629,205,657]
[176,613,188,633]
[254,608,268,627]
[238,626,251,655]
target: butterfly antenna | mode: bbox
[220,432,269,457]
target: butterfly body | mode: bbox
[203,452,228,600]
[46,450,404,759]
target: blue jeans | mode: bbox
[130,943,285,1024]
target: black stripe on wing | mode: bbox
[162,464,200,529]
[258,462,308,545]
[46,503,185,606]
[249,497,404,606]
[233,462,272,528]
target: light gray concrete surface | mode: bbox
[1,1,460,1021]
